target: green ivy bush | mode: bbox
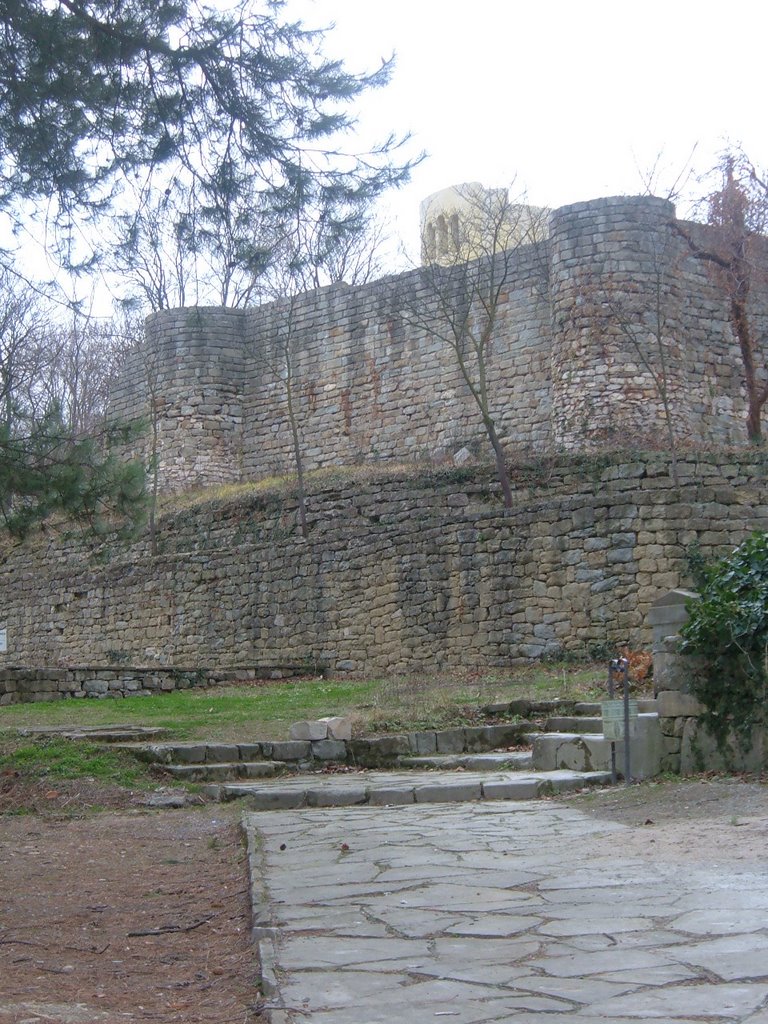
[680,531,768,750]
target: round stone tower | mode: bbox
[110,306,247,493]
[548,195,688,450]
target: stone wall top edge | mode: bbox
[550,194,676,221]
[145,243,551,333]
[153,450,768,518]
[144,305,249,331]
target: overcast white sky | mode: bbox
[290,0,768,260]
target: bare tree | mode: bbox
[111,178,279,311]
[0,281,145,539]
[0,272,48,431]
[255,201,390,537]
[676,153,768,444]
[406,183,549,509]
[33,317,130,436]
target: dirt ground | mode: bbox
[0,781,265,1024]
[569,774,768,863]
[1,774,767,1024]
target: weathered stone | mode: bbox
[350,735,411,767]
[482,779,541,800]
[413,782,482,803]
[657,690,704,718]
[205,743,240,763]
[319,716,352,741]
[304,787,367,807]
[271,741,312,762]
[408,731,437,755]
[289,720,329,741]
[435,729,466,755]
[310,739,348,762]
[681,719,767,774]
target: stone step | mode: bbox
[120,740,314,766]
[120,723,536,770]
[544,716,603,734]
[573,699,659,715]
[531,713,662,780]
[163,760,290,782]
[399,751,533,771]
[210,767,612,810]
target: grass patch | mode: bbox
[0,677,379,741]
[0,737,150,788]
[0,663,613,742]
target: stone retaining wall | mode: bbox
[2,453,768,675]
[0,665,306,705]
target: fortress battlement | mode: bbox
[109,195,764,493]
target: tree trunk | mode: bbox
[484,415,513,509]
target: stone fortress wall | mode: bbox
[108,195,765,495]
[3,193,768,678]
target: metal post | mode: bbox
[607,659,617,785]
[621,657,631,785]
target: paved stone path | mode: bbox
[245,800,768,1023]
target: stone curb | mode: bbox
[223,770,611,810]
[243,819,288,1023]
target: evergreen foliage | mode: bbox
[0,406,146,540]
[680,531,768,748]
[0,0,415,268]
[0,2,412,532]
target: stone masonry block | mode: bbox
[349,735,411,767]
[319,716,352,741]
[435,728,466,755]
[310,738,348,761]
[657,690,704,718]
[408,731,438,755]
[289,720,329,741]
[271,741,312,761]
